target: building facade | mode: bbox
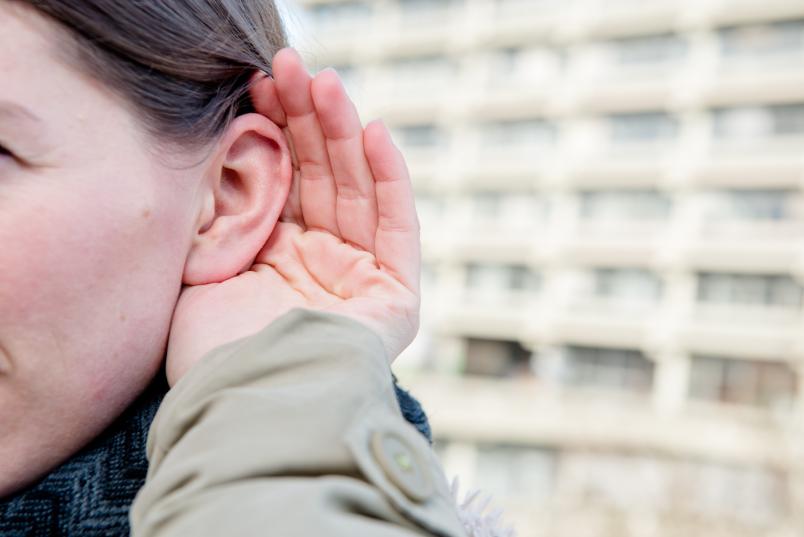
[292,0,804,535]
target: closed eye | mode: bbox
[0,144,12,158]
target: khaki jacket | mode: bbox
[130,307,469,536]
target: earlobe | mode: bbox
[182,113,292,285]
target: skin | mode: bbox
[0,4,198,495]
[0,4,420,498]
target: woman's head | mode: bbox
[0,0,292,495]
[27,0,288,149]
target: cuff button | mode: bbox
[370,429,434,503]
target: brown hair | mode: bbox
[20,0,287,151]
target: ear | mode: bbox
[183,113,292,285]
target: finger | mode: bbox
[311,68,378,254]
[280,168,304,226]
[363,120,420,295]
[277,125,304,225]
[248,72,287,127]
[272,48,340,236]
[249,72,301,224]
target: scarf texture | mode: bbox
[0,371,433,537]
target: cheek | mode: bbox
[0,166,187,406]
[0,163,191,495]
[0,184,154,336]
[0,206,88,323]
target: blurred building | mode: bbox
[291,0,804,535]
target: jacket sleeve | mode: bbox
[129,307,468,537]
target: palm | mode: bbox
[256,221,398,304]
[166,49,421,386]
[257,220,418,349]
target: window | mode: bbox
[609,112,678,142]
[329,64,359,96]
[488,46,556,85]
[610,33,687,64]
[593,268,663,302]
[466,263,538,292]
[495,47,524,76]
[309,2,371,30]
[773,103,804,135]
[509,266,536,290]
[399,0,452,9]
[475,444,556,499]
[389,55,452,71]
[561,452,669,511]
[398,0,458,23]
[465,338,533,377]
[713,104,804,139]
[561,452,788,524]
[563,345,654,392]
[414,193,445,225]
[720,19,804,58]
[579,189,672,220]
[472,191,503,219]
[696,272,803,308]
[481,119,556,147]
[468,191,544,228]
[488,47,526,85]
[686,461,787,524]
[393,124,445,148]
[388,55,455,84]
[422,262,438,289]
[705,189,795,220]
[689,355,797,410]
[506,193,546,223]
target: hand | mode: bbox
[164,48,421,387]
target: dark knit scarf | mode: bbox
[0,371,432,537]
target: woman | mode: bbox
[0,1,511,536]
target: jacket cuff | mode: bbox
[135,307,466,537]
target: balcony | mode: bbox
[379,0,461,55]
[566,220,667,265]
[694,302,800,324]
[551,311,653,350]
[438,292,536,340]
[693,158,803,189]
[700,219,804,240]
[479,0,559,47]
[707,0,804,28]
[569,38,683,113]
[566,295,661,319]
[685,237,801,273]
[681,304,801,360]
[301,1,376,59]
[370,57,458,115]
[398,373,797,465]
[580,0,681,41]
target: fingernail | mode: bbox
[373,119,394,143]
[321,66,339,78]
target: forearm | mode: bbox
[130,307,466,537]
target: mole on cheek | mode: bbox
[141,208,151,219]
